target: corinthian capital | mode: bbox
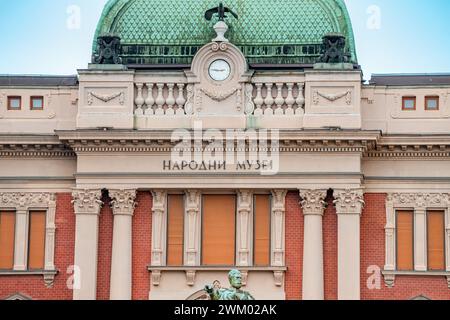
[300,190,327,216]
[333,189,365,215]
[109,189,137,216]
[72,189,103,215]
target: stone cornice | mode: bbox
[56,129,380,154]
[299,189,327,216]
[109,189,137,216]
[0,192,56,210]
[72,189,103,215]
[333,189,365,215]
[0,134,76,158]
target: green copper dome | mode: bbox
[94,0,357,65]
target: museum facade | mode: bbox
[1,0,450,300]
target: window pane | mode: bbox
[427,211,445,271]
[426,98,438,110]
[9,98,21,109]
[403,98,415,110]
[0,212,16,270]
[28,211,46,270]
[167,194,184,266]
[202,195,236,266]
[31,97,43,109]
[254,195,271,266]
[396,210,414,271]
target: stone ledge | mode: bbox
[382,270,450,289]
[0,270,58,288]
[148,266,287,287]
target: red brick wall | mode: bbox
[132,191,152,300]
[96,195,113,300]
[361,193,450,300]
[323,195,338,300]
[0,193,75,300]
[285,191,303,300]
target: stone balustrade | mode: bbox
[134,82,187,116]
[252,82,305,116]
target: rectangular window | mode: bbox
[427,211,445,271]
[402,97,416,111]
[167,194,184,266]
[30,96,44,110]
[425,96,439,111]
[396,210,414,271]
[254,195,271,266]
[0,211,16,270]
[202,195,236,266]
[7,96,21,110]
[28,211,46,270]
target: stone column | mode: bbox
[151,190,168,266]
[13,208,28,271]
[300,189,327,300]
[72,189,103,300]
[109,190,137,300]
[334,189,365,300]
[237,190,253,267]
[271,190,287,267]
[413,207,427,272]
[184,190,201,266]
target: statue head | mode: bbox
[228,269,242,289]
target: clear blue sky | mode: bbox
[0,0,449,80]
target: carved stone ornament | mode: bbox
[0,192,55,211]
[87,91,125,105]
[71,189,103,215]
[109,190,137,216]
[313,90,352,105]
[333,189,365,215]
[300,190,327,215]
[318,33,351,63]
[387,193,450,209]
[200,86,240,102]
[92,34,123,64]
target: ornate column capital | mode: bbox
[271,190,287,213]
[333,189,365,215]
[72,189,103,215]
[109,189,137,216]
[151,190,167,214]
[185,190,201,214]
[237,190,253,213]
[300,190,327,216]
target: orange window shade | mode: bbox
[28,211,46,270]
[254,195,271,266]
[0,212,16,270]
[396,210,414,271]
[202,195,236,266]
[427,211,445,271]
[167,194,184,266]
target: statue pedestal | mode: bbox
[313,63,354,70]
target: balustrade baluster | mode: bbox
[155,83,165,115]
[135,83,144,115]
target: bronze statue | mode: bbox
[205,270,255,300]
[205,2,238,22]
